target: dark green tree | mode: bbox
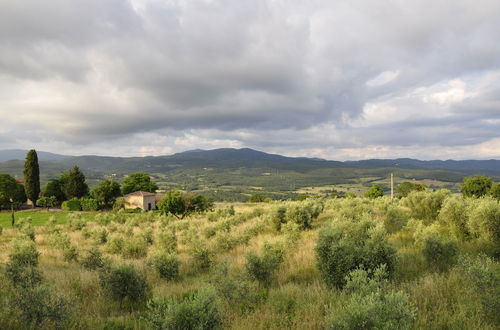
[396,181,427,198]
[63,166,88,199]
[0,174,27,226]
[461,175,493,198]
[157,190,213,219]
[489,182,500,201]
[121,172,158,195]
[364,184,384,199]
[44,178,66,204]
[23,150,40,208]
[92,180,121,207]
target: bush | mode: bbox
[157,227,178,253]
[326,266,416,329]
[5,238,42,288]
[11,284,71,328]
[438,195,470,240]
[0,225,3,235]
[67,213,86,231]
[315,219,395,288]
[62,244,79,262]
[106,235,125,254]
[80,197,100,211]
[144,288,221,330]
[100,264,150,308]
[383,204,409,234]
[189,243,214,271]
[364,184,384,199]
[122,236,148,259]
[80,247,107,271]
[459,255,500,323]
[149,252,180,280]
[93,228,109,245]
[422,236,458,272]
[271,206,287,231]
[402,189,450,222]
[61,198,82,211]
[203,226,217,238]
[461,175,493,198]
[245,243,284,287]
[467,197,500,244]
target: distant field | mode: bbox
[0,210,97,227]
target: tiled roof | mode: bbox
[124,191,156,197]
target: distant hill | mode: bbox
[0,149,68,162]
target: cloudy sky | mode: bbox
[1,0,499,160]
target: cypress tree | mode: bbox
[24,149,40,208]
[64,166,89,199]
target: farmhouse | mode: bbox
[124,191,157,211]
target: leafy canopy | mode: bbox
[157,190,214,219]
[121,172,158,195]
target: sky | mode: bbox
[0,0,499,160]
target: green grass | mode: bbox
[0,210,97,227]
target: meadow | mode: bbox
[0,191,498,329]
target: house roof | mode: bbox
[124,191,156,197]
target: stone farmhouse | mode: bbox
[123,191,165,211]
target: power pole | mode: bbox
[390,173,394,201]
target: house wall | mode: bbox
[124,195,157,210]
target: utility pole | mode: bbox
[390,173,394,201]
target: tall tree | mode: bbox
[23,149,40,208]
[461,175,493,198]
[63,166,89,199]
[92,180,121,207]
[121,172,158,195]
[44,178,66,204]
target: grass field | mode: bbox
[0,192,498,329]
[0,210,97,228]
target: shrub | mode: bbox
[93,228,109,245]
[0,225,3,235]
[326,266,416,329]
[149,252,180,280]
[144,288,221,330]
[315,219,395,288]
[271,206,287,231]
[157,227,177,253]
[5,238,42,288]
[459,255,500,323]
[383,204,409,234]
[364,184,384,199]
[80,197,100,211]
[8,237,39,267]
[189,243,213,271]
[67,213,86,231]
[203,226,217,238]
[245,243,284,287]
[62,244,79,262]
[106,235,125,254]
[214,231,238,252]
[438,195,470,240]
[113,197,127,211]
[100,264,150,308]
[461,175,493,198]
[80,247,107,271]
[140,228,154,245]
[61,198,82,211]
[467,197,500,244]
[422,236,458,272]
[48,231,72,250]
[402,189,450,222]
[11,284,71,329]
[122,236,148,259]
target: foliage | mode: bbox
[245,243,284,287]
[158,190,214,219]
[61,197,82,211]
[467,197,500,244]
[36,196,57,209]
[92,180,122,207]
[121,172,158,195]
[490,182,500,200]
[0,173,27,209]
[402,189,450,221]
[315,219,395,288]
[144,288,221,330]
[80,247,107,271]
[113,197,127,211]
[157,227,178,253]
[422,235,458,272]
[122,236,148,259]
[63,166,89,199]
[459,255,500,323]
[461,175,493,198]
[99,264,150,308]
[5,237,42,288]
[326,266,416,329]
[396,181,427,198]
[43,178,66,204]
[271,201,323,231]
[80,197,100,211]
[364,184,384,199]
[149,252,180,280]
[23,149,40,206]
[248,193,272,203]
[383,204,409,234]
[438,195,470,240]
[188,242,213,271]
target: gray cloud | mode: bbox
[0,0,499,160]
